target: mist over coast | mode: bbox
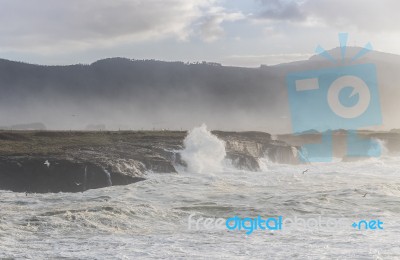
[1,47,399,133]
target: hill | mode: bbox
[0,48,399,132]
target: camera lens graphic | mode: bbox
[327,75,371,119]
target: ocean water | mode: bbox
[1,128,400,259]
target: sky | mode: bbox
[1,0,400,67]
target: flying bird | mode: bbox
[44,160,50,167]
[302,169,309,174]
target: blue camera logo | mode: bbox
[286,33,382,162]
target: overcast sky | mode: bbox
[0,0,399,67]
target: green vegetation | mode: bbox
[0,130,186,156]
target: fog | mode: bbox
[0,47,399,133]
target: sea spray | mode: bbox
[83,166,87,191]
[104,169,112,186]
[180,124,226,173]
[373,138,388,156]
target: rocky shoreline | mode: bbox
[1,130,398,193]
[0,130,298,193]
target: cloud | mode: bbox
[197,7,245,42]
[303,0,400,32]
[256,0,305,21]
[198,16,225,43]
[254,0,400,33]
[0,0,248,53]
[0,0,239,53]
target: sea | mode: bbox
[0,126,399,259]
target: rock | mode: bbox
[0,130,300,193]
[0,156,144,193]
[228,152,260,171]
[213,131,299,168]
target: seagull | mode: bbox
[362,193,368,197]
[74,182,82,186]
[44,160,50,167]
[302,169,309,174]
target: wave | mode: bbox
[179,124,227,173]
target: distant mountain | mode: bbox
[0,48,399,132]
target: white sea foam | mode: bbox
[180,124,226,173]
[1,137,400,259]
